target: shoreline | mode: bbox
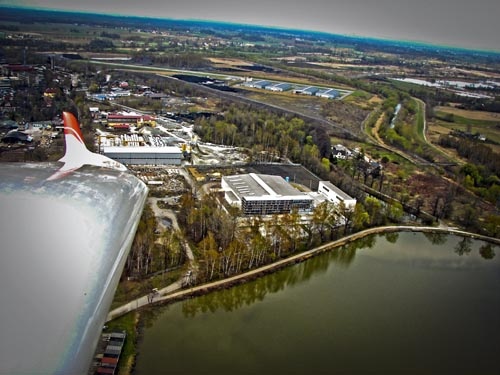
[117,225,500,319]
[148,225,500,307]
[115,225,499,375]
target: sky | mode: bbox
[2,0,500,52]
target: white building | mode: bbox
[222,173,314,215]
[331,144,353,159]
[317,181,356,209]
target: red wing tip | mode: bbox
[62,112,84,141]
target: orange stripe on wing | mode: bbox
[62,112,85,144]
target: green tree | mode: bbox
[387,201,404,223]
[352,203,370,231]
[364,196,385,226]
[311,201,337,242]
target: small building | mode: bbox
[294,86,319,96]
[317,181,356,209]
[266,83,292,92]
[249,80,271,89]
[331,144,352,159]
[2,130,32,144]
[43,88,59,99]
[106,114,156,129]
[317,88,340,99]
[222,173,314,215]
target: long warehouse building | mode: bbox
[103,146,182,165]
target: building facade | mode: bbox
[103,146,182,165]
[222,173,314,215]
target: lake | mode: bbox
[134,232,499,374]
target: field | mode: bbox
[435,106,500,122]
[432,106,500,153]
[207,57,254,67]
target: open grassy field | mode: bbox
[415,99,426,143]
[435,106,500,122]
[433,107,500,151]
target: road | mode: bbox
[86,59,361,140]
[106,224,500,322]
[106,279,183,322]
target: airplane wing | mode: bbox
[0,112,148,374]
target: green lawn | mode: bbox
[105,312,138,375]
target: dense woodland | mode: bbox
[194,104,331,177]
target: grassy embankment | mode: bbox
[104,312,139,375]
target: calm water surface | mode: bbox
[135,232,500,374]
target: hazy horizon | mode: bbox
[1,0,499,52]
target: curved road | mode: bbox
[106,224,499,322]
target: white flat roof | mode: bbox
[223,173,311,200]
[319,181,355,201]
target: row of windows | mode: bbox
[106,155,181,165]
[241,198,313,215]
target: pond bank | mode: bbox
[133,225,500,313]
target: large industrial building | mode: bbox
[222,173,314,215]
[103,146,182,165]
[222,173,356,216]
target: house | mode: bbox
[2,130,33,143]
[331,144,352,159]
[267,83,292,92]
[317,89,340,99]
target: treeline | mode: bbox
[194,104,331,177]
[438,136,500,176]
[176,191,406,283]
[132,52,211,69]
[438,135,500,204]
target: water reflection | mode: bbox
[422,231,448,245]
[384,231,399,244]
[179,238,368,318]
[480,243,496,259]
[455,236,473,256]
[135,232,500,375]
